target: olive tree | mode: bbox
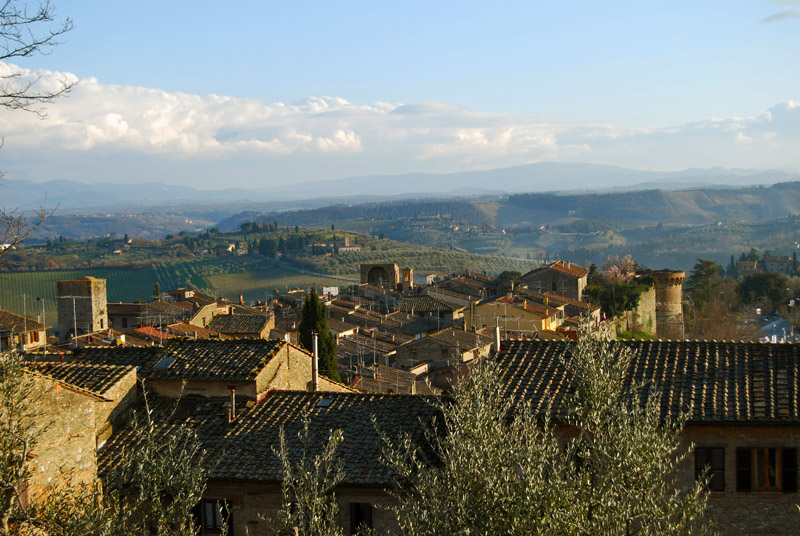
[272,419,345,536]
[381,319,715,535]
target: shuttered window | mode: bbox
[695,447,725,491]
[735,447,798,493]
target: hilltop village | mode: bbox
[1,256,799,535]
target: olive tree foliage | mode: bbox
[380,319,715,536]
[562,320,714,535]
[102,385,208,536]
[0,348,112,535]
[380,362,573,536]
[272,419,345,536]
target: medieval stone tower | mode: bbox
[57,276,108,340]
[653,269,685,340]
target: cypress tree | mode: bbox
[299,286,341,383]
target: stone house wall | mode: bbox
[675,424,800,535]
[202,482,396,536]
[24,375,98,505]
[521,271,585,302]
[149,378,258,400]
[189,303,219,329]
[57,278,108,340]
[95,367,139,444]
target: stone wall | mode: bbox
[95,367,139,444]
[203,482,396,536]
[676,424,800,535]
[24,374,97,505]
[57,278,108,340]
[521,271,585,301]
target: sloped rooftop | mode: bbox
[207,314,270,335]
[496,339,800,424]
[23,362,134,397]
[98,391,439,486]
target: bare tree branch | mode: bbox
[0,1,74,117]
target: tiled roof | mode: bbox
[165,322,231,340]
[143,300,189,315]
[524,260,589,279]
[426,327,492,350]
[542,292,599,311]
[108,303,145,315]
[207,314,270,335]
[23,362,134,396]
[0,310,48,333]
[98,391,439,486]
[72,346,163,369]
[496,340,800,424]
[132,326,176,341]
[399,295,454,314]
[327,318,359,334]
[273,318,300,332]
[147,339,285,381]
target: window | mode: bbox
[551,281,557,291]
[694,447,725,491]
[200,499,232,534]
[315,397,332,411]
[122,317,128,329]
[349,503,373,535]
[736,447,797,492]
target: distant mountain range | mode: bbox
[3,162,797,211]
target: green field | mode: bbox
[0,267,159,321]
[0,259,358,319]
[204,264,356,304]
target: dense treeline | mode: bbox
[218,199,492,231]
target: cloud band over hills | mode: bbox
[1,62,799,189]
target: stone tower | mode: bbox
[57,276,108,340]
[653,269,685,340]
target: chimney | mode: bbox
[312,333,319,392]
[229,387,237,422]
[193,330,197,340]
[494,323,501,354]
[239,294,244,305]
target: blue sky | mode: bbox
[3,0,800,189]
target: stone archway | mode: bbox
[367,266,392,288]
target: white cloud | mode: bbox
[2,61,800,187]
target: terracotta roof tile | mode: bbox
[524,260,589,279]
[496,340,800,423]
[0,310,48,333]
[98,391,439,486]
[23,362,134,396]
[207,314,270,335]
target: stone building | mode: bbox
[57,276,108,341]
[18,371,101,507]
[360,263,403,290]
[24,362,138,445]
[0,310,49,351]
[519,260,589,302]
[206,313,274,339]
[71,338,353,401]
[653,269,685,339]
[495,339,800,536]
[98,391,440,535]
